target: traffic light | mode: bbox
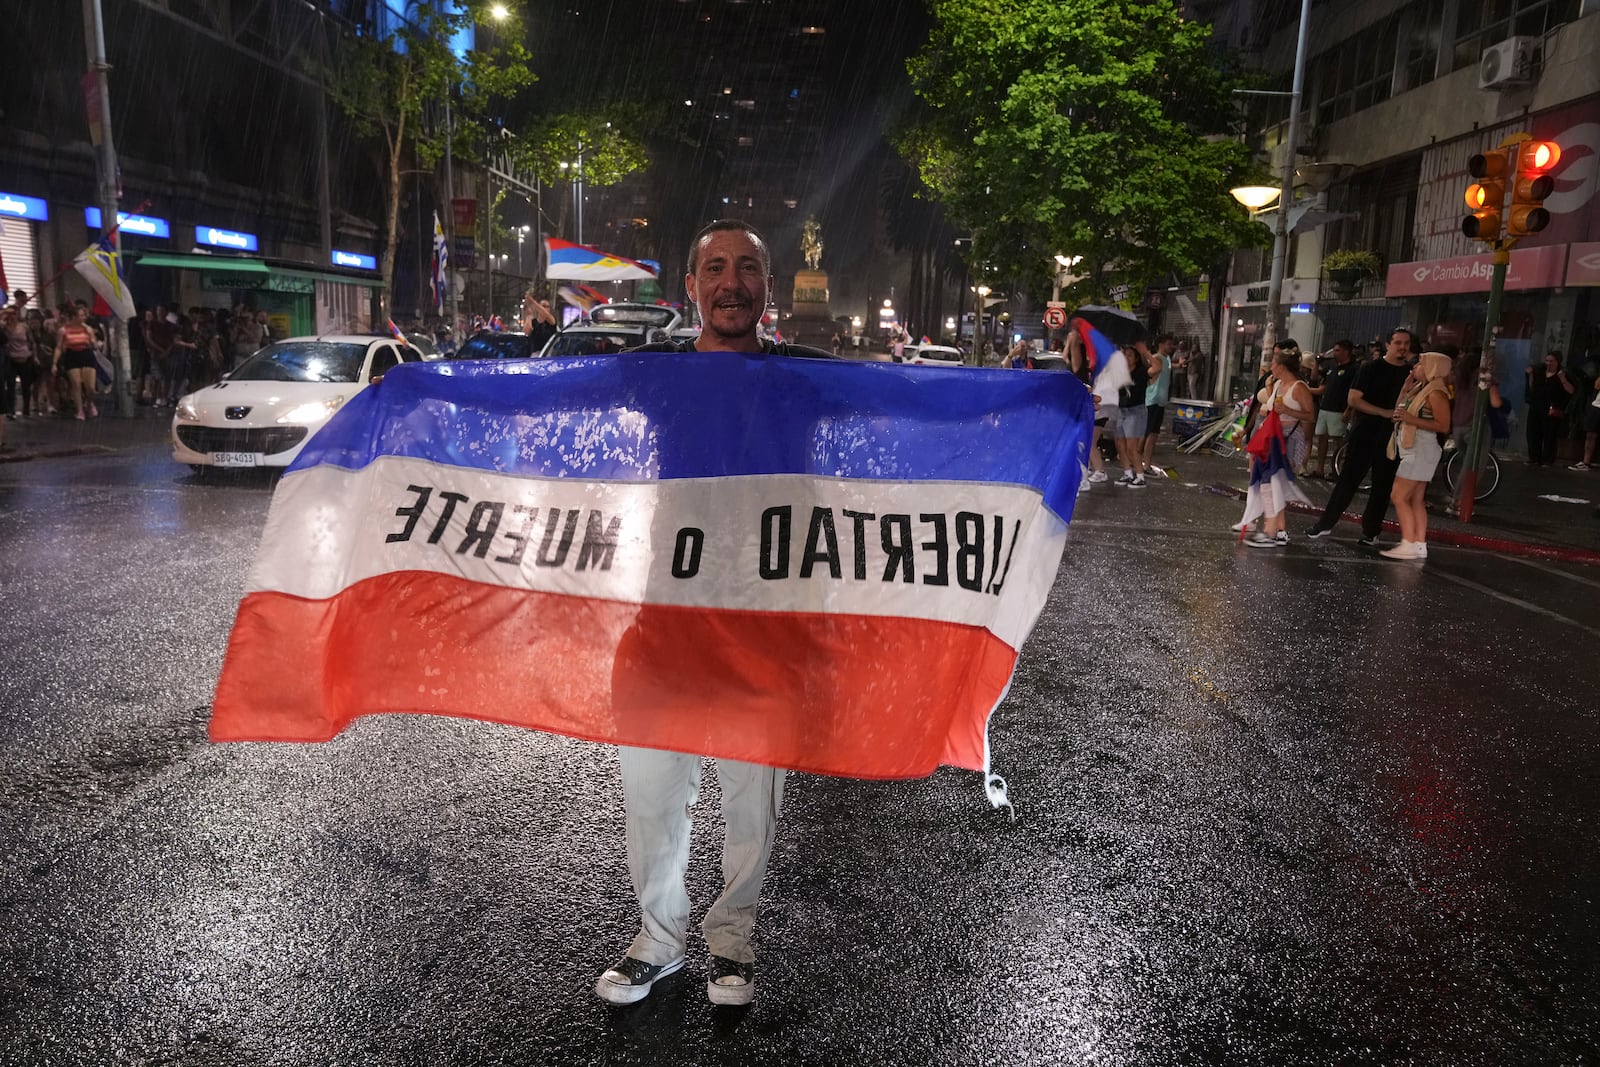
[1506,139,1562,237]
[1462,148,1512,242]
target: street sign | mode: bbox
[1043,306,1067,329]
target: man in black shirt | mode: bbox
[1306,328,1415,544]
[1308,339,1357,478]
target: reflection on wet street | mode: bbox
[1,444,1596,1065]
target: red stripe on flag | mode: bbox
[210,575,1018,778]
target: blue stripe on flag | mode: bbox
[293,353,1094,520]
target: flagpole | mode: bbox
[82,0,132,417]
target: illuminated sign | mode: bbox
[331,249,377,270]
[0,191,49,222]
[1290,303,1313,314]
[85,207,171,238]
[195,225,259,252]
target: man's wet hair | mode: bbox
[687,219,771,277]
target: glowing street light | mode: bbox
[1230,185,1282,211]
[490,4,510,20]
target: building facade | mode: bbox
[1215,0,1599,406]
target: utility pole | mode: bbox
[1261,0,1311,358]
[81,0,132,417]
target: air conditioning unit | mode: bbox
[1478,37,1540,90]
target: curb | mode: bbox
[1207,483,1600,566]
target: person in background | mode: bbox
[1112,343,1156,488]
[1241,346,1314,548]
[1571,365,1600,472]
[230,304,263,371]
[1524,350,1574,467]
[3,307,36,418]
[1141,334,1175,470]
[1305,328,1415,546]
[52,306,100,420]
[1306,340,1357,479]
[1067,331,1110,489]
[1381,351,1453,560]
[25,309,55,415]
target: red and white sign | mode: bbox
[1566,242,1600,286]
[1043,306,1066,329]
[1385,243,1568,297]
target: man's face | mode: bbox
[1386,332,1412,361]
[1157,339,1174,355]
[686,229,770,346]
[1334,344,1351,364]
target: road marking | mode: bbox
[1428,566,1600,640]
[1509,554,1600,591]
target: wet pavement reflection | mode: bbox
[0,444,1595,1064]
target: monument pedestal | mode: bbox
[787,269,837,349]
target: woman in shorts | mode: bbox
[1381,351,1452,560]
[52,306,100,420]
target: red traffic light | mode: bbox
[1523,140,1561,173]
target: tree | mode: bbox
[512,109,650,241]
[899,0,1263,305]
[326,2,532,316]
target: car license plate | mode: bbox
[211,452,261,467]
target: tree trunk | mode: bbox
[380,125,406,324]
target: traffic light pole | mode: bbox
[1457,244,1509,524]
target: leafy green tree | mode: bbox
[900,0,1263,304]
[512,109,650,240]
[326,2,532,314]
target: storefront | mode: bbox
[0,190,48,304]
[131,251,380,338]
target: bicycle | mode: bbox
[1330,436,1499,501]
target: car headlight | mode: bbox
[175,396,202,421]
[276,396,346,424]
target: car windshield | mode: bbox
[229,341,368,383]
[458,334,536,360]
[544,332,644,357]
[919,348,961,361]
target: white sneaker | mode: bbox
[1128,475,1146,488]
[1245,532,1280,548]
[1088,470,1108,483]
[1115,472,1135,486]
[1079,477,1091,494]
[1380,541,1426,560]
[1274,530,1289,545]
[1230,520,1250,532]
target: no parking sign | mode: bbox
[1043,305,1067,329]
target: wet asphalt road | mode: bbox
[1,441,1597,1066]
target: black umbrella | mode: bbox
[1070,305,1149,347]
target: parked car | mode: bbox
[454,331,540,360]
[171,335,422,472]
[405,332,443,361]
[539,323,672,358]
[904,343,965,366]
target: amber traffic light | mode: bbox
[1462,148,1512,242]
[1506,139,1561,237]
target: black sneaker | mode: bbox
[706,954,755,1006]
[594,955,684,1005]
[1357,534,1377,547]
[1128,475,1147,488]
[1305,525,1332,539]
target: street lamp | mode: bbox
[1229,185,1282,212]
[490,4,510,20]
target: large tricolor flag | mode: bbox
[1239,409,1309,532]
[545,237,659,282]
[209,354,1092,806]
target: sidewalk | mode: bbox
[0,405,172,463]
[1160,441,1600,562]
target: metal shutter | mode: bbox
[0,219,40,307]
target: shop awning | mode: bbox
[270,265,384,289]
[133,252,268,273]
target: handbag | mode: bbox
[1548,405,1565,419]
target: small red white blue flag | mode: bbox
[386,318,406,342]
[209,354,1092,806]
[545,237,658,282]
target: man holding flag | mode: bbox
[596,221,830,1009]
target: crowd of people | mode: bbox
[0,289,281,421]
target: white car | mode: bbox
[172,335,424,472]
[904,344,965,366]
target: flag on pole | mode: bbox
[72,234,136,321]
[544,237,659,282]
[557,283,609,314]
[430,212,448,315]
[208,354,1093,807]
[386,318,406,342]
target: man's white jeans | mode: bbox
[618,745,785,967]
